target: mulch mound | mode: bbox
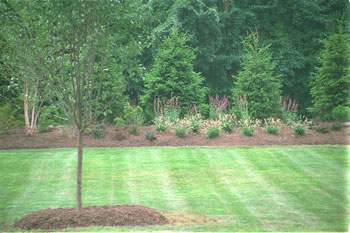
[14,205,169,230]
[0,124,348,150]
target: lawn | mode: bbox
[0,146,348,232]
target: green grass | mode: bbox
[0,146,348,232]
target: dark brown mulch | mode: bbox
[14,205,168,230]
[0,123,348,150]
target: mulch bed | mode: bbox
[14,205,169,230]
[0,123,348,150]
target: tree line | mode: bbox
[0,0,349,131]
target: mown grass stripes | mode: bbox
[0,146,348,232]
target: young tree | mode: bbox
[141,28,206,119]
[38,1,135,210]
[232,30,281,119]
[1,1,52,135]
[310,21,350,120]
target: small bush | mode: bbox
[128,125,138,135]
[220,114,236,133]
[175,126,186,138]
[242,125,255,136]
[155,124,167,132]
[114,117,125,129]
[266,124,280,135]
[92,129,103,138]
[187,116,201,133]
[144,131,157,141]
[123,103,143,126]
[293,123,305,136]
[331,122,342,131]
[332,106,350,122]
[316,127,329,134]
[154,116,168,132]
[206,126,220,139]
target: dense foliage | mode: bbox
[232,31,281,119]
[310,21,350,120]
[0,0,349,131]
[141,28,206,120]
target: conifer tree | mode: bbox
[310,22,350,120]
[141,28,206,119]
[232,31,281,119]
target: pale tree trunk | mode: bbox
[24,80,31,135]
[76,129,83,210]
[23,78,42,136]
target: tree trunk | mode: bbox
[76,129,83,210]
[24,80,31,135]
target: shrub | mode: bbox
[266,124,279,135]
[293,123,306,136]
[264,118,281,135]
[175,126,186,138]
[186,105,202,133]
[332,106,350,122]
[128,125,138,135]
[242,125,255,136]
[92,129,103,138]
[144,131,157,141]
[331,122,342,131]
[188,116,201,133]
[220,113,236,133]
[281,96,298,126]
[154,116,168,132]
[114,117,125,129]
[209,95,229,120]
[123,103,143,126]
[206,126,220,139]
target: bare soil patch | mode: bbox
[14,205,168,230]
[0,123,348,150]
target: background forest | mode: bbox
[0,0,349,135]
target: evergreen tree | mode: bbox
[232,31,281,119]
[310,21,350,120]
[141,28,206,119]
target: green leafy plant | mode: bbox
[141,28,206,120]
[0,104,16,134]
[175,126,187,138]
[242,125,255,136]
[232,30,281,119]
[293,123,306,136]
[92,129,103,138]
[219,113,236,133]
[266,125,279,135]
[209,95,229,120]
[332,106,350,122]
[123,103,143,126]
[281,95,298,126]
[205,126,220,139]
[264,118,281,135]
[114,117,125,129]
[310,21,350,120]
[331,122,342,131]
[154,116,168,132]
[144,131,157,141]
[186,104,202,133]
